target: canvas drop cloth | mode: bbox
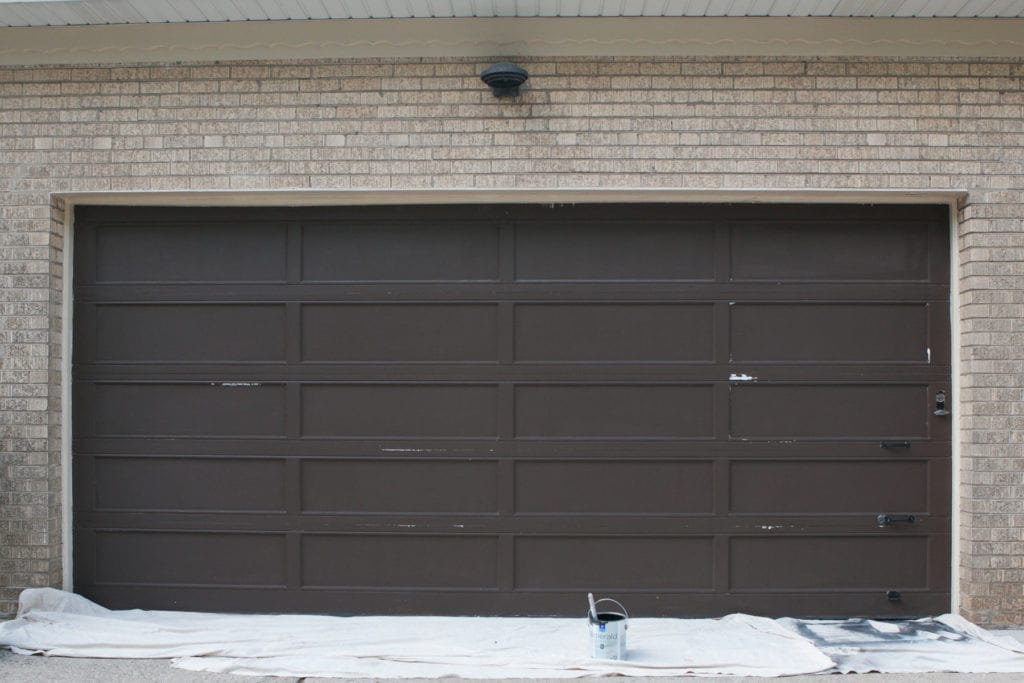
[2,589,1024,679]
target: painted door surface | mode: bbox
[72,203,951,616]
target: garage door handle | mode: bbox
[880,441,910,449]
[877,514,916,527]
[933,391,950,416]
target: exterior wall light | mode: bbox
[480,62,529,98]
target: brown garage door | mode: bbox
[72,203,951,617]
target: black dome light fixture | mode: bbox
[481,62,529,98]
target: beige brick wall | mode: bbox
[1,55,1023,623]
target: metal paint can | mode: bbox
[588,597,628,660]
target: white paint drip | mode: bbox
[381,448,443,453]
[729,373,757,381]
[380,448,495,454]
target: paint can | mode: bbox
[588,597,628,660]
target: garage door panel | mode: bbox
[729,461,929,514]
[302,223,499,282]
[730,536,929,590]
[514,536,714,590]
[92,457,287,512]
[302,460,500,514]
[515,304,714,362]
[514,461,714,514]
[71,586,953,617]
[302,535,499,589]
[730,222,930,282]
[94,531,288,586]
[302,384,499,438]
[302,304,499,362]
[730,385,928,439]
[88,223,288,283]
[515,221,714,281]
[730,304,928,363]
[929,302,953,365]
[82,383,287,437]
[515,385,714,438]
[90,304,287,363]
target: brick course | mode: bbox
[1,55,1023,623]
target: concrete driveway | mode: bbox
[4,648,1024,683]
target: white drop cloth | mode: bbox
[1,589,1023,678]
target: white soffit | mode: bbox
[1,2,1024,64]
[2,1,1024,25]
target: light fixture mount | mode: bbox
[480,62,529,98]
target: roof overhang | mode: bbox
[1,16,1023,66]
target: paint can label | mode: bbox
[589,614,627,660]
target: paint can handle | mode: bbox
[592,597,629,626]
